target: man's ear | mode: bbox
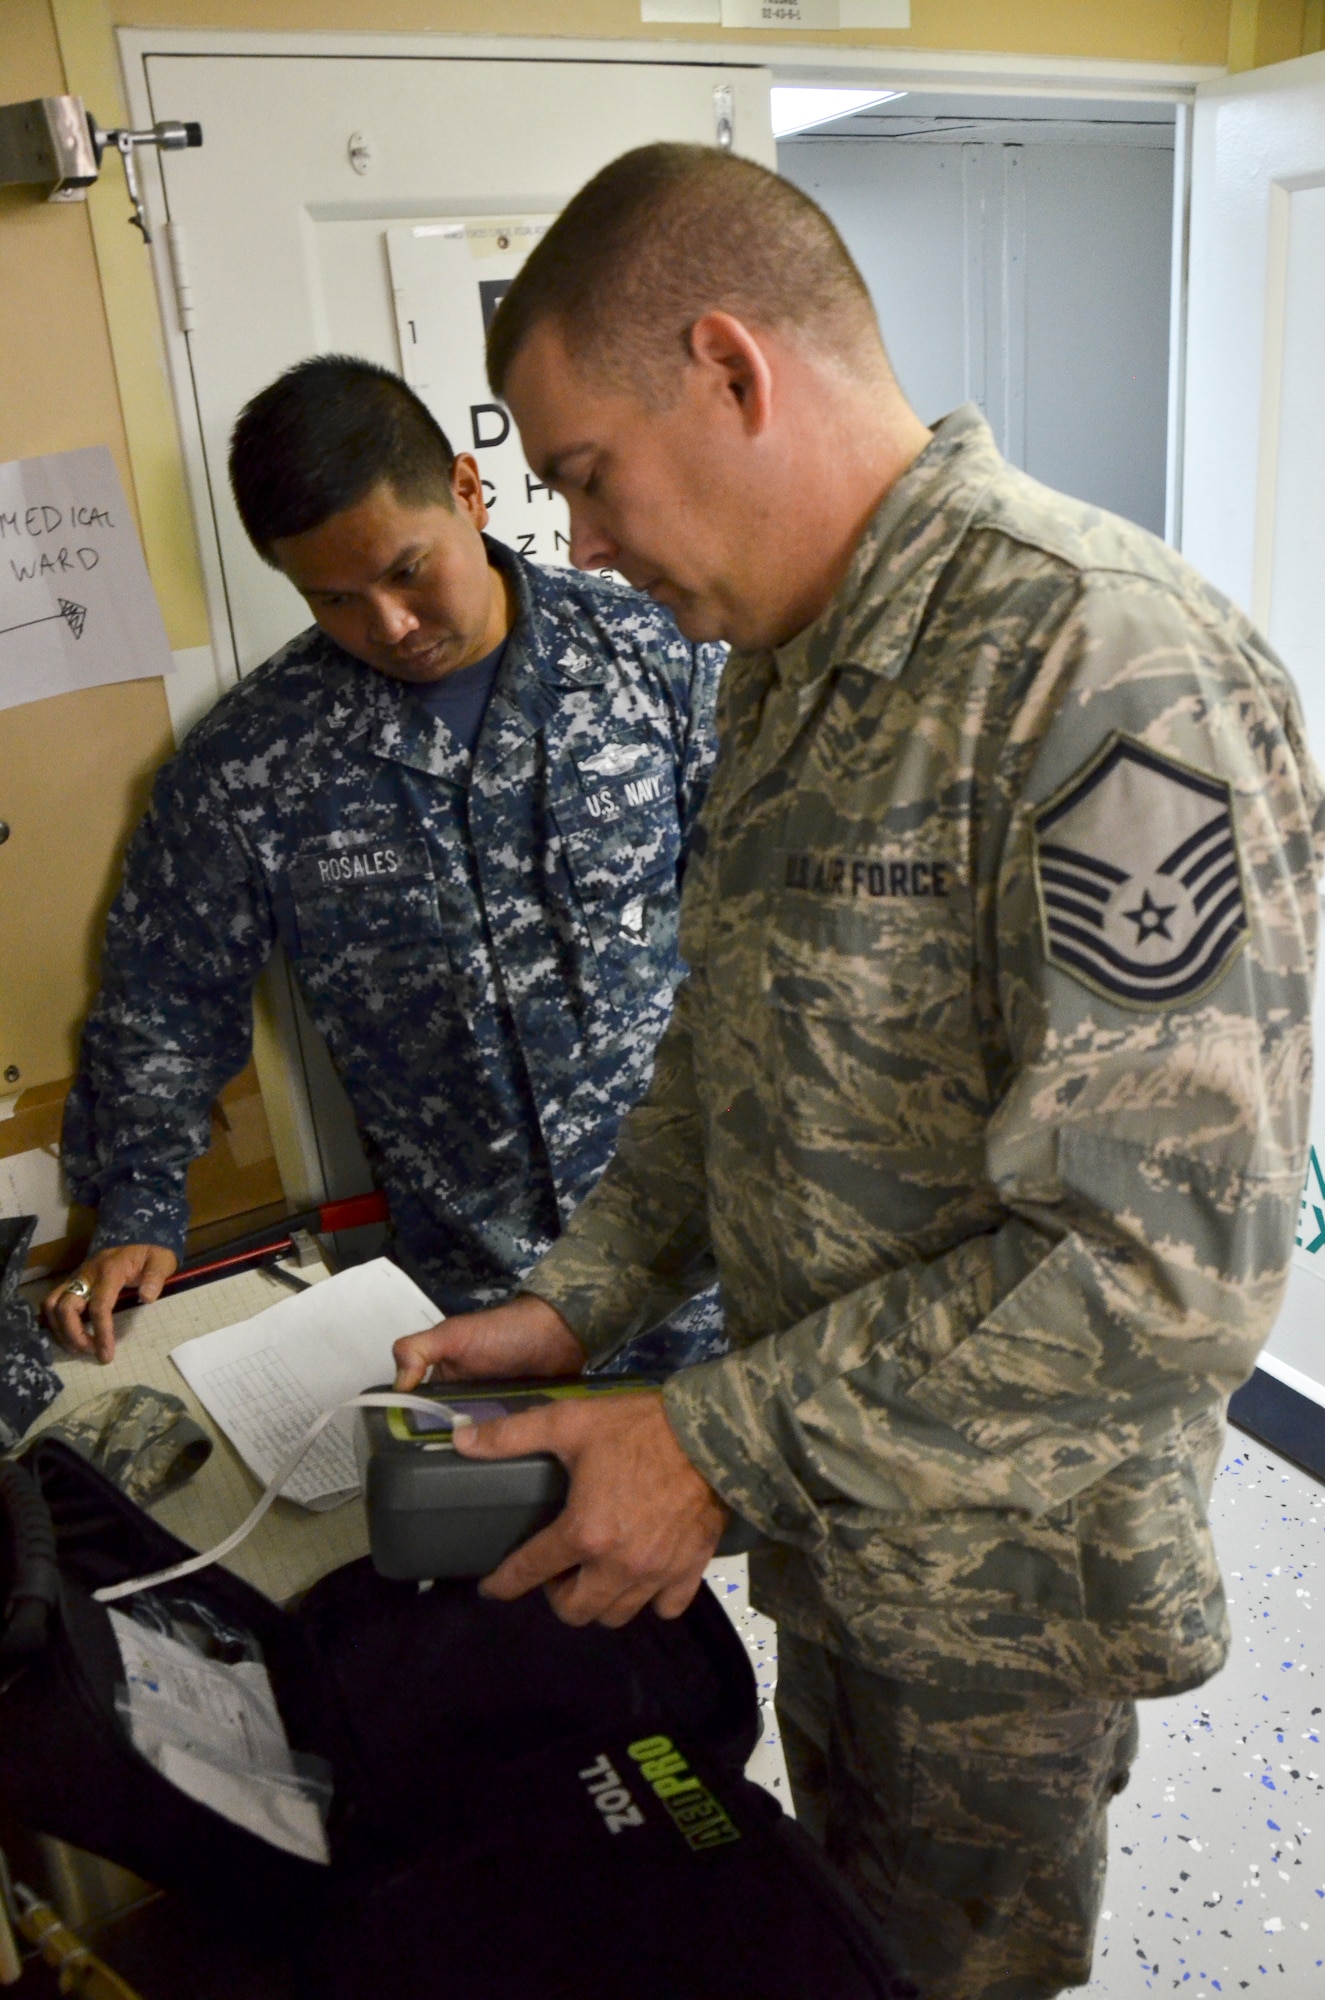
[687,312,775,437]
[450,452,489,530]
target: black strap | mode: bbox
[0,1459,59,1665]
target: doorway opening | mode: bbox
[777,92,1179,540]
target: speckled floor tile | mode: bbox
[705,1553,791,1803]
[1084,1437,1324,1995]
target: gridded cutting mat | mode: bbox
[32,1266,371,1603]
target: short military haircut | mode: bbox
[487,143,883,401]
[229,355,456,562]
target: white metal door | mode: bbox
[138,53,773,679]
[121,49,774,1208]
[1183,50,1325,1422]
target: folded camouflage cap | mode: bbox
[44,1385,213,1507]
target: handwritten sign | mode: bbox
[0,447,174,714]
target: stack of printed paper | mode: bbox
[171,1258,439,1509]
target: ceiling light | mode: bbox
[771,87,906,139]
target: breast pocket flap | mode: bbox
[290,837,442,955]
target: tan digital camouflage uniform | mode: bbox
[525,406,1323,1994]
[42,1386,212,1505]
[775,1631,1138,1999]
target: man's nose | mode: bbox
[568,504,618,576]
[368,594,419,645]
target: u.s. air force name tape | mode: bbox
[92,1394,469,1606]
[1032,733,1248,1011]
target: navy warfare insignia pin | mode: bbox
[1032,735,1247,1009]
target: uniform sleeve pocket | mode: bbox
[562,865,682,1020]
[551,748,683,899]
[900,1238,1135,1514]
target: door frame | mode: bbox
[117,26,1222,99]
[106,24,1215,1212]
[1177,50,1325,1480]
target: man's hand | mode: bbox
[454,1392,729,1628]
[43,1244,178,1363]
[394,1293,586,1388]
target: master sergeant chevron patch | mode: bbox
[1031,734,1248,1009]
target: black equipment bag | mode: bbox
[298,1719,919,2000]
[0,1441,342,1921]
[0,1439,915,1996]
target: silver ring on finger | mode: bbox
[63,1276,92,1301]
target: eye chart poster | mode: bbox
[387,217,573,571]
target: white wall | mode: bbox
[780,106,1174,535]
[779,140,970,435]
[1022,145,1173,533]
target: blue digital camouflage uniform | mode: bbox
[523,408,1325,1996]
[63,539,725,1365]
[0,1216,60,1447]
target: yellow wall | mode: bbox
[0,0,175,1098]
[0,0,283,1266]
[1,0,134,535]
[87,2,1236,68]
[1229,0,1325,69]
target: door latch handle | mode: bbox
[0,97,200,238]
[88,117,203,244]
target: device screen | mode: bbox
[404,1395,544,1435]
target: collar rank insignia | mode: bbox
[1032,734,1247,1009]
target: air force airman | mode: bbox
[394,147,1324,1998]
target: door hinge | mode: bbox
[165,219,196,332]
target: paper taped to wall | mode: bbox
[387,216,573,570]
[0,446,174,714]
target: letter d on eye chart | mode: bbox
[0,447,175,714]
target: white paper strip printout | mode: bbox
[0,1144,69,1247]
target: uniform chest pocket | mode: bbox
[550,748,684,1016]
[550,746,682,902]
[763,864,970,1034]
[289,836,444,958]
